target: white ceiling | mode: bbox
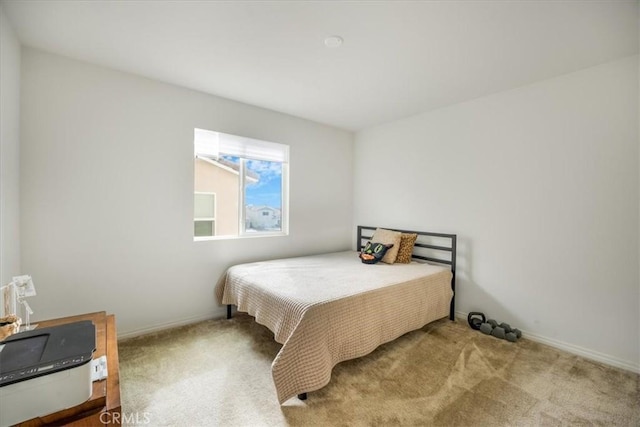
[2,0,638,131]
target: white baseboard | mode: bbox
[455,311,639,374]
[117,311,222,340]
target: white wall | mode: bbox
[354,56,639,371]
[20,48,353,336]
[0,7,21,285]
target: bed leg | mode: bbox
[449,271,456,321]
[227,305,232,319]
[298,393,307,400]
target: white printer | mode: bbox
[0,321,96,427]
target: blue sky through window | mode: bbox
[246,160,282,208]
[222,156,282,208]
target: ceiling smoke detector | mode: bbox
[324,36,343,48]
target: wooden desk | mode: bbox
[17,312,121,426]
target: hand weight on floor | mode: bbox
[467,312,486,330]
[479,322,493,335]
[474,316,521,343]
[499,322,512,333]
[491,326,506,339]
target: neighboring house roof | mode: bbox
[196,155,259,182]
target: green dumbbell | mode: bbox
[505,332,518,342]
[487,319,498,328]
[512,328,522,339]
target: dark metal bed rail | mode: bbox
[357,225,457,321]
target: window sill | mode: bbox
[194,231,288,242]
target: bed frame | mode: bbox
[225,225,457,401]
[356,225,457,321]
[225,226,457,321]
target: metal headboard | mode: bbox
[357,225,457,321]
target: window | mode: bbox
[193,128,289,239]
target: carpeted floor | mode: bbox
[119,313,639,426]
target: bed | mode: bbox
[215,225,457,403]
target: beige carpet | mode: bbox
[119,313,639,426]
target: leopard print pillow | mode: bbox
[395,233,418,263]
